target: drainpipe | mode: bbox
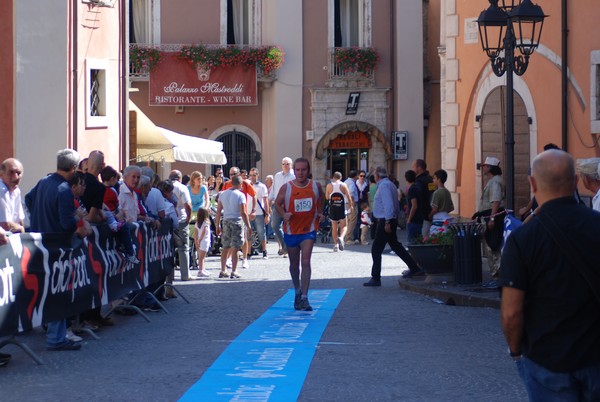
[72,0,78,150]
[389,0,396,174]
[121,0,128,169]
[561,0,568,151]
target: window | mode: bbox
[86,59,109,127]
[130,0,159,44]
[90,70,104,117]
[216,130,257,174]
[225,0,260,45]
[332,0,370,48]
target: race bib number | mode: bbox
[294,197,313,213]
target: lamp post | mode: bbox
[477,0,546,211]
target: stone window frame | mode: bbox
[85,58,109,128]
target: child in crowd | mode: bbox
[100,166,138,263]
[194,207,211,278]
[69,171,92,238]
[359,202,372,245]
[428,169,455,235]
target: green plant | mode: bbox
[178,45,285,75]
[334,47,379,76]
[129,45,163,72]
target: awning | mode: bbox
[130,100,227,165]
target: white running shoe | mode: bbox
[226,257,232,268]
[66,329,83,342]
[196,270,211,278]
[242,259,249,269]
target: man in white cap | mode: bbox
[576,157,600,212]
[476,156,505,279]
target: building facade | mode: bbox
[128,0,430,183]
[440,0,600,216]
[0,0,127,192]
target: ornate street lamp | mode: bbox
[477,0,546,210]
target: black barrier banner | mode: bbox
[0,220,174,337]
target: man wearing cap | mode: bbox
[576,158,600,212]
[477,156,505,279]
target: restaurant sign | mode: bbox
[328,131,370,149]
[149,53,257,106]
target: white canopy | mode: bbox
[130,100,227,165]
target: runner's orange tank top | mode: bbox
[283,180,319,235]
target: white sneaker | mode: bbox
[196,270,210,278]
[242,259,249,269]
[338,239,345,251]
[226,258,232,268]
[333,245,339,252]
[66,329,83,342]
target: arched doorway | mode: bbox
[314,121,391,180]
[327,130,370,178]
[214,130,257,174]
[480,87,531,210]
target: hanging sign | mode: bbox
[346,92,361,115]
[392,131,408,160]
[149,53,257,106]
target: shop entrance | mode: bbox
[326,131,370,179]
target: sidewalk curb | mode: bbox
[398,280,501,309]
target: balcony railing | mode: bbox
[129,44,279,82]
[328,47,377,83]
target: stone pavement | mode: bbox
[398,259,501,309]
[393,229,501,309]
[0,229,523,401]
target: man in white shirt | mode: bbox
[0,158,25,234]
[269,157,295,257]
[0,158,24,366]
[118,166,142,223]
[250,168,270,259]
[216,175,252,278]
[169,170,193,281]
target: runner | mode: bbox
[274,158,324,311]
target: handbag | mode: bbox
[536,212,600,304]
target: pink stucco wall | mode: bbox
[0,1,14,161]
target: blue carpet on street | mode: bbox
[179,289,346,402]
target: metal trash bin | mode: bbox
[448,222,485,284]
